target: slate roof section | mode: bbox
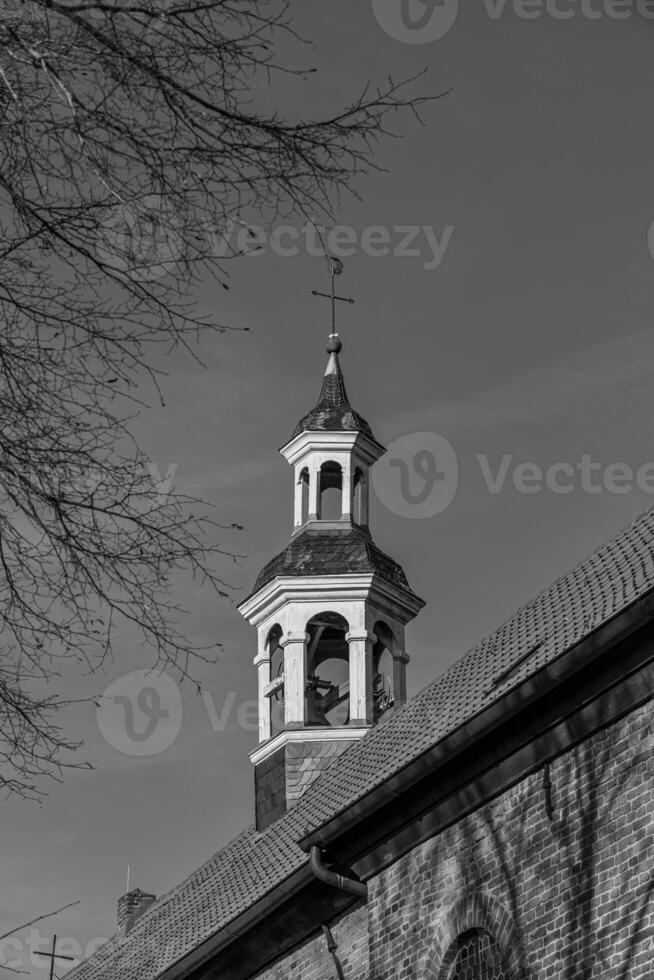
[67,507,654,980]
[249,525,414,598]
[289,349,375,441]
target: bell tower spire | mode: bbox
[238,294,424,832]
[286,330,379,532]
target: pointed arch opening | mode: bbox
[318,461,343,521]
[305,612,350,726]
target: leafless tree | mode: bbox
[0,0,442,797]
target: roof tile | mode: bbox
[289,351,375,442]
[249,526,415,598]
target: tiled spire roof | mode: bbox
[289,334,375,441]
[248,525,416,599]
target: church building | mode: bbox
[68,327,653,980]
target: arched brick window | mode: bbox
[421,891,522,980]
[441,928,510,980]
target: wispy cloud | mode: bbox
[383,329,654,439]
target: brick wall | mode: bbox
[253,698,653,979]
[252,905,369,980]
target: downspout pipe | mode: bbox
[322,925,346,980]
[310,846,368,899]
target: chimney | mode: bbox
[117,889,156,935]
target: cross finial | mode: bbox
[311,256,354,335]
[39,935,76,980]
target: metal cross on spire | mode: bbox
[311,256,354,335]
[38,935,76,980]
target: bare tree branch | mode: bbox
[0,899,81,942]
[0,0,444,797]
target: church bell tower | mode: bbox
[238,318,424,831]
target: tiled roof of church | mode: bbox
[67,507,654,980]
[249,525,414,598]
[288,334,376,442]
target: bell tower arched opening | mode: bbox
[266,624,285,737]
[372,621,397,721]
[305,612,350,727]
[318,461,343,521]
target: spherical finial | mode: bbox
[326,333,342,354]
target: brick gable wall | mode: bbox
[254,698,653,980]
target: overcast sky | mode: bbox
[5,2,654,975]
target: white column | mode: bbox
[346,630,375,726]
[293,467,304,528]
[254,647,271,743]
[393,650,410,707]
[308,461,320,520]
[360,474,370,526]
[281,631,308,728]
[341,456,352,520]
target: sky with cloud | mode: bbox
[4,2,654,975]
